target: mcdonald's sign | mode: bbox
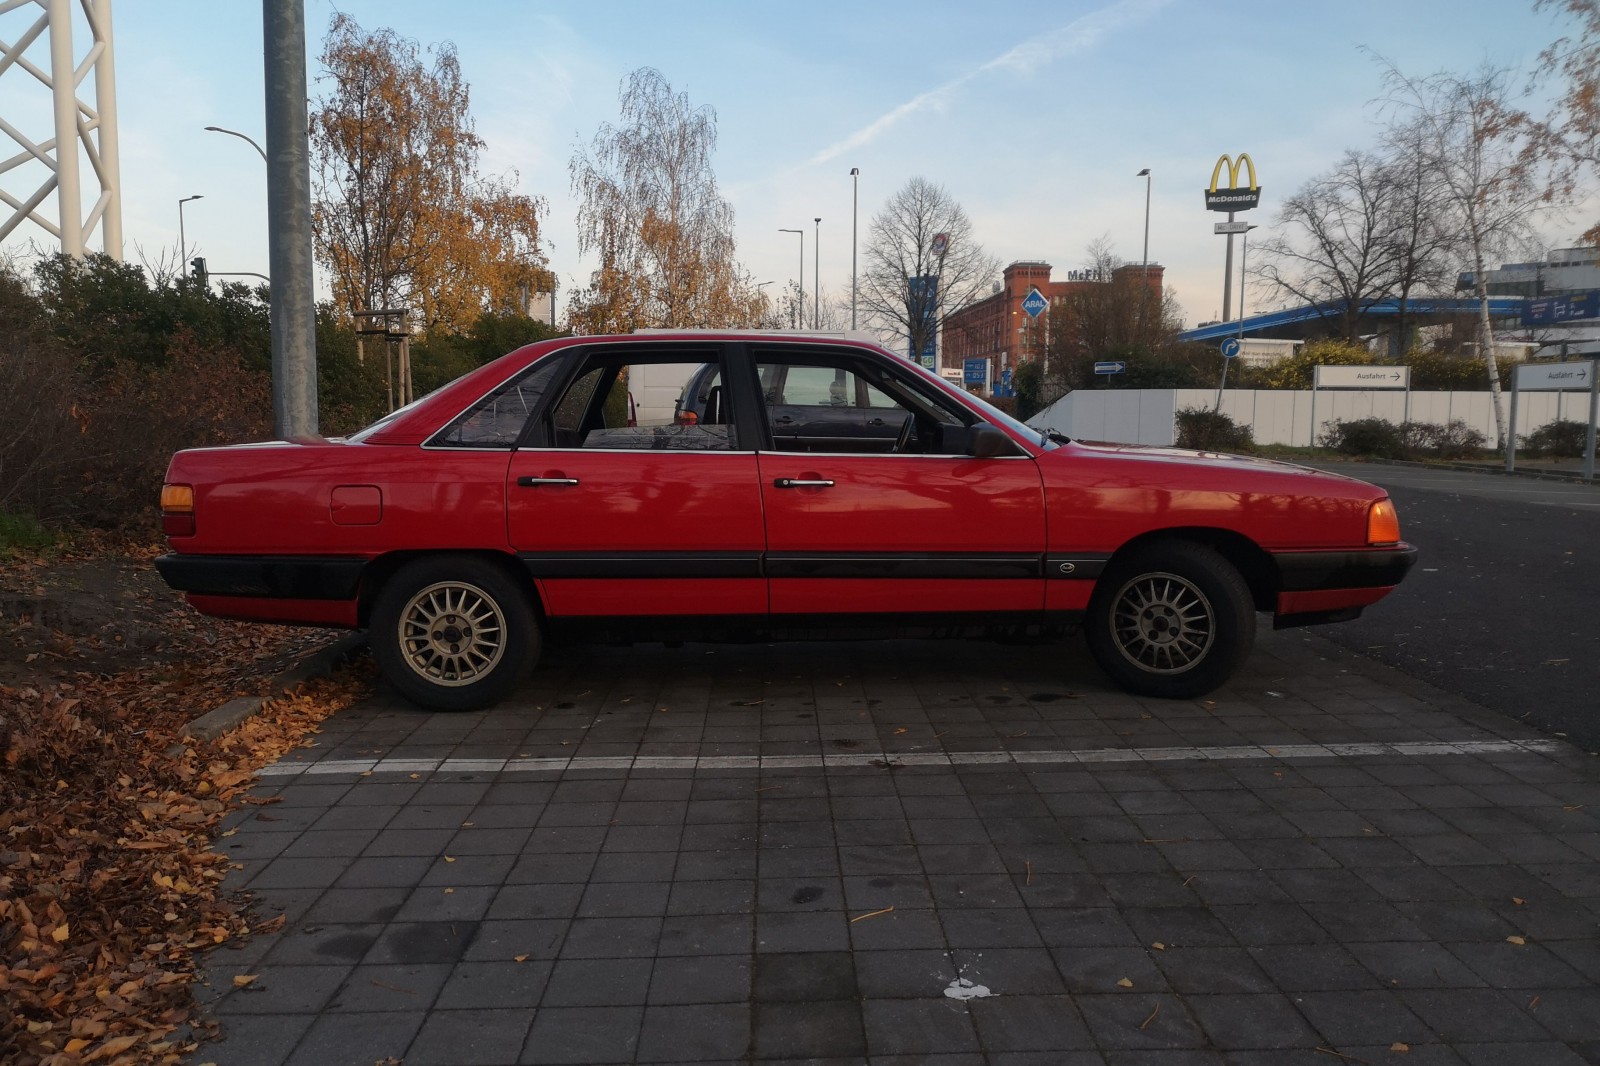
[1204,153,1261,212]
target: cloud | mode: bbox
[808,0,1169,166]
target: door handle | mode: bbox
[773,416,795,425]
[774,478,834,488]
[517,476,580,487]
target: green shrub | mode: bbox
[1320,417,1407,458]
[1521,418,1589,458]
[1321,417,1489,460]
[0,509,53,554]
[1175,407,1254,452]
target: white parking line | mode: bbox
[255,738,1567,778]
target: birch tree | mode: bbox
[311,15,552,333]
[568,68,766,333]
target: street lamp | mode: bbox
[813,218,822,329]
[779,228,803,329]
[850,168,859,330]
[204,125,267,163]
[1216,223,1259,410]
[1136,168,1151,283]
[178,194,203,266]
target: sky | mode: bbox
[0,0,1586,332]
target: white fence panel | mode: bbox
[1030,389,1579,448]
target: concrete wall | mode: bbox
[1028,388,1587,447]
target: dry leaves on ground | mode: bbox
[1,543,373,1065]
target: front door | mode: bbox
[751,347,1048,618]
[506,344,767,619]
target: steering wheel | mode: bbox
[893,412,917,454]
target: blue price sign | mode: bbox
[963,358,988,387]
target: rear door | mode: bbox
[505,343,767,619]
[751,345,1048,618]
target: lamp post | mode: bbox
[779,228,803,329]
[178,194,203,266]
[204,125,268,163]
[850,168,859,329]
[1216,223,1258,410]
[1136,168,1151,283]
[813,217,821,329]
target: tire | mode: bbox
[370,556,540,711]
[1084,542,1255,700]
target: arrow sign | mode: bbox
[1219,338,1241,359]
[1514,359,1595,391]
[1093,360,1127,375]
[1313,365,1411,389]
[1021,289,1048,318]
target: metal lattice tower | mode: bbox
[0,0,122,259]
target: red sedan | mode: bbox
[156,332,1414,711]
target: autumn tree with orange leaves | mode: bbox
[1522,0,1600,244]
[568,68,768,334]
[311,15,553,333]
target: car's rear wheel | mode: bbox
[1084,542,1255,699]
[371,556,539,711]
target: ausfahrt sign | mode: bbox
[1314,365,1409,389]
[1514,360,1594,391]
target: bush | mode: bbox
[1415,419,1487,459]
[1320,417,1407,458]
[1521,418,1589,458]
[1320,417,1489,460]
[1175,407,1254,452]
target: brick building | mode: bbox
[941,260,1164,384]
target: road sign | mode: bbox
[1093,360,1127,375]
[1021,289,1048,318]
[1514,360,1594,391]
[1522,291,1600,327]
[1313,365,1410,389]
[1219,338,1241,359]
[1214,221,1252,235]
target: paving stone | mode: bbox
[434,960,552,1010]
[521,1004,643,1064]
[751,999,866,1059]
[406,1007,535,1065]
[861,998,981,1055]
[1183,993,1323,1050]
[284,1010,422,1066]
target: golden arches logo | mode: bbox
[1209,153,1258,193]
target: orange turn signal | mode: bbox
[1367,498,1400,545]
[160,484,194,513]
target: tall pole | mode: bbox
[1221,211,1236,321]
[1138,168,1151,281]
[93,0,123,260]
[850,168,859,330]
[779,228,803,329]
[813,217,821,329]
[264,0,318,438]
[177,194,202,267]
[47,0,83,256]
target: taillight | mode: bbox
[161,483,195,537]
[676,410,699,425]
[1367,498,1400,545]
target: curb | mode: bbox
[181,631,368,743]
[1326,456,1597,485]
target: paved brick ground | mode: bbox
[190,630,1600,1065]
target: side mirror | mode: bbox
[967,421,1017,459]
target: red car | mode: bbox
[156,332,1415,711]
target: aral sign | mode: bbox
[1314,365,1410,389]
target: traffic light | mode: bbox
[189,257,208,285]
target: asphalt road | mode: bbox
[1304,461,1600,752]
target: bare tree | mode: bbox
[1043,238,1184,394]
[1381,62,1550,450]
[568,68,766,333]
[859,178,999,359]
[1522,0,1600,244]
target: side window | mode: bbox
[431,356,568,448]
[540,355,735,452]
[756,353,970,456]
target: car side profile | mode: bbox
[156,331,1416,711]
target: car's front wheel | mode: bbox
[371,556,539,711]
[1084,542,1255,699]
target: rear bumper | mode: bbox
[155,553,365,600]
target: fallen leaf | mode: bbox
[1151,942,1166,950]
[513,954,529,963]
[1506,935,1526,945]
[1390,1044,1409,1053]
[849,906,895,923]
[1511,897,1525,905]
[1116,977,1134,988]
[232,974,259,987]
[443,856,456,863]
